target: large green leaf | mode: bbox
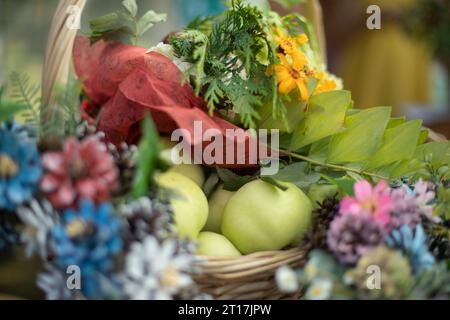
[327,107,391,164]
[389,141,450,177]
[122,0,137,17]
[270,162,321,190]
[366,119,422,169]
[289,90,351,150]
[131,114,160,198]
[137,10,167,35]
[257,95,305,133]
[386,117,406,129]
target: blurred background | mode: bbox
[0,0,449,299]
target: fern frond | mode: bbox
[9,72,41,135]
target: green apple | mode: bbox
[197,232,241,257]
[156,171,208,240]
[203,184,235,233]
[307,183,338,208]
[222,179,312,254]
[168,164,205,188]
[159,137,205,187]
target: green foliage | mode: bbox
[277,90,449,182]
[407,261,450,299]
[366,119,422,169]
[290,90,350,150]
[9,72,41,134]
[131,114,160,198]
[392,141,450,179]
[170,0,280,128]
[268,162,320,190]
[41,78,82,138]
[89,0,166,45]
[216,167,257,191]
[8,72,83,139]
[327,107,391,163]
[405,0,450,59]
[171,30,209,94]
[0,84,27,122]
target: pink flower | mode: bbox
[340,180,392,227]
[40,137,118,210]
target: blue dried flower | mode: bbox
[387,224,435,275]
[0,123,41,211]
[0,215,18,251]
[52,200,123,299]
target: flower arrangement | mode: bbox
[0,0,449,300]
[276,178,450,299]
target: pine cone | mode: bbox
[108,142,137,196]
[424,221,450,260]
[327,214,386,265]
[349,246,412,299]
[304,196,339,249]
[75,121,98,140]
[119,196,174,246]
[387,187,425,231]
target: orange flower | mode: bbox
[274,27,309,57]
[315,72,337,94]
[276,53,311,101]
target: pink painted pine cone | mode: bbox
[40,137,118,209]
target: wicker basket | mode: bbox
[41,0,446,301]
[41,0,325,300]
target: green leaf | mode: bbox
[131,114,160,198]
[289,90,350,150]
[260,176,288,191]
[9,72,40,134]
[137,11,167,36]
[216,167,256,191]
[386,117,405,129]
[0,101,27,122]
[321,175,355,196]
[257,95,305,133]
[89,2,166,45]
[0,85,6,100]
[366,119,422,169]
[390,141,450,177]
[270,162,320,190]
[327,107,391,164]
[122,0,137,17]
[415,141,450,167]
[418,128,429,145]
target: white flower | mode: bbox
[146,42,175,59]
[122,236,194,300]
[37,264,79,300]
[17,199,59,259]
[275,265,299,293]
[147,42,192,73]
[305,278,333,300]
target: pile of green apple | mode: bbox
[157,144,315,256]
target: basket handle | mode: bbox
[41,0,86,125]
